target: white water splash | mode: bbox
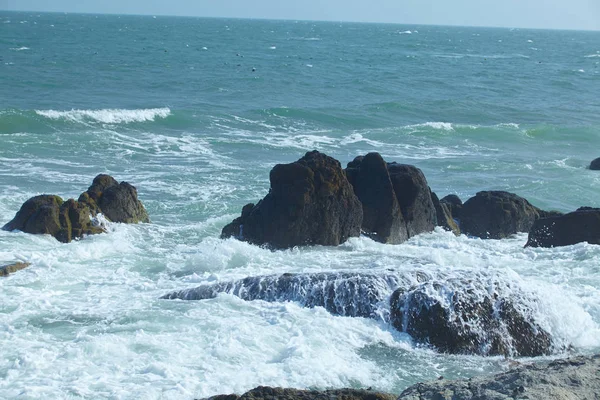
[35,108,171,124]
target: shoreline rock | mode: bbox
[526,207,600,248]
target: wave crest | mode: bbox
[35,107,171,124]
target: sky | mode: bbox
[2,0,599,31]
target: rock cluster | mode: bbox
[2,174,148,243]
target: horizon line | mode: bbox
[1,8,599,33]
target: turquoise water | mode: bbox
[1,11,600,399]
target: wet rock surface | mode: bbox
[221,151,363,249]
[431,192,460,235]
[526,207,600,248]
[202,386,396,400]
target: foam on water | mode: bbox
[35,108,171,124]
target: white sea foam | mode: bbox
[399,30,412,34]
[408,122,454,131]
[584,54,600,58]
[10,46,30,51]
[35,108,171,124]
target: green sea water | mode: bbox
[1,11,600,399]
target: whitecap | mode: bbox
[584,54,600,58]
[269,46,276,50]
[399,30,412,34]
[306,64,313,68]
[10,47,30,51]
[35,108,171,124]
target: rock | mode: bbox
[398,355,600,400]
[163,272,407,318]
[526,207,600,247]
[387,163,437,237]
[590,157,600,170]
[202,386,396,400]
[3,195,64,236]
[0,262,31,277]
[431,191,460,235]
[221,151,362,249]
[461,191,542,239]
[79,174,149,223]
[345,153,408,243]
[390,278,554,357]
[440,194,463,220]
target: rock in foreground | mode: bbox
[390,278,554,357]
[221,151,363,249]
[526,207,600,248]
[399,355,600,400]
[0,262,31,277]
[203,387,396,400]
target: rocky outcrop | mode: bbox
[590,157,600,170]
[344,153,436,243]
[3,175,149,243]
[526,207,600,248]
[390,278,553,357]
[79,174,149,223]
[203,386,396,400]
[162,272,407,318]
[399,355,600,400]
[461,191,543,239]
[345,153,408,243]
[431,192,460,235]
[440,194,463,221]
[0,262,31,276]
[221,151,363,249]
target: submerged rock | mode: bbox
[390,278,554,357]
[163,272,407,318]
[345,153,408,243]
[460,191,543,239]
[399,355,600,400]
[203,386,396,400]
[221,151,362,249]
[0,262,31,277]
[526,207,600,247]
[3,175,148,242]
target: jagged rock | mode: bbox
[431,191,460,235]
[590,157,600,170]
[387,163,437,237]
[345,153,408,243]
[79,174,149,223]
[461,191,543,239]
[390,278,553,357]
[0,262,31,277]
[440,194,463,220]
[526,207,600,248]
[202,386,396,400]
[221,151,362,249]
[163,272,407,318]
[398,355,600,400]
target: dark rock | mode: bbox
[398,355,600,400]
[0,262,31,277]
[431,191,460,235]
[221,151,362,249]
[79,174,149,223]
[202,386,396,400]
[387,163,437,237]
[345,153,408,243]
[526,208,600,248]
[163,272,407,318]
[440,194,463,220]
[3,195,64,236]
[461,191,542,239]
[590,157,600,170]
[390,278,554,357]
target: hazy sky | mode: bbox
[2,0,599,31]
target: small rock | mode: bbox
[0,262,31,277]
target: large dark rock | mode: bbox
[163,272,407,318]
[203,386,396,400]
[399,355,600,400]
[461,191,542,239]
[79,174,149,223]
[526,207,600,248]
[0,262,31,277]
[590,157,600,170]
[221,151,362,249]
[345,153,408,243]
[390,278,554,357]
[431,191,460,235]
[387,163,437,237]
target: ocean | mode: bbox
[1,11,600,399]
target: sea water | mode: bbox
[1,12,600,399]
